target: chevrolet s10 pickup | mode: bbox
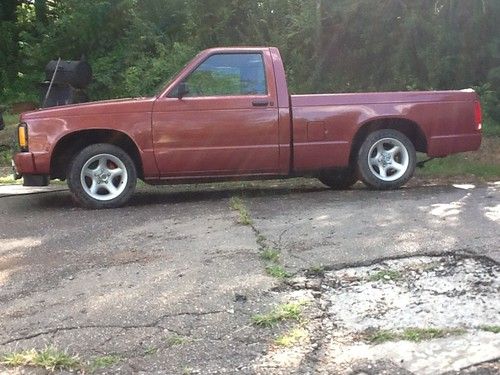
[11,47,482,208]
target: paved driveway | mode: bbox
[0,179,498,374]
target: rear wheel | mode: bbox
[357,129,416,190]
[318,167,358,190]
[67,143,137,209]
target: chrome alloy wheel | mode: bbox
[368,138,409,182]
[80,154,128,201]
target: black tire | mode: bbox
[357,129,416,190]
[67,143,137,209]
[318,167,358,190]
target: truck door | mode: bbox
[152,51,280,177]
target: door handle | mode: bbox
[252,99,269,107]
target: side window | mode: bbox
[178,53,267,97]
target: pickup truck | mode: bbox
[12,47,482,208]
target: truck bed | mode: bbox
[290,90,481,171]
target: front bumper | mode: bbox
[12,153,49,186]
[12,152,36,178]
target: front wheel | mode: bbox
[67,144,137,209]
[357,129,416,190]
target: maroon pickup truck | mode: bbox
[12,47,482,208]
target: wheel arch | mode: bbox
[349,117,427,165]
[50,129,144,180]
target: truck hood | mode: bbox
[20,97,156,121]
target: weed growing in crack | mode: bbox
[405,328,466,341]
[89,355,121,371]
[265,264,290,279]
[368,269,402,282]
[0,347,81,372]
[256,234,266,247]
[228,196,290,280]
[261,247,280,263]
[307,265,326,277]
[367,330,398,344]
[252,301,306,328]
[274,327,308,347]
[165,334,190,347]
[143,346,158,356]
[480,325,500,334]
[229,197,253,225]
[366,327,467,344]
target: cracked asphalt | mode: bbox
[0,179,499,374]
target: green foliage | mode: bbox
[164,334,190,347]
[417,154,500,179]
[0,347,81,371]
[260,248,280,263]
[251,301,305,328]
[0,0,499,121]
[480,325,500,334]
[274,327,308,347]
[483,118,500,137]
[265,264,290,279]
[89,355,121,371]
[369,270,402,282]
[229,196,253,225]
[367,327,466,344]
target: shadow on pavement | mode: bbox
[27,181,461,210]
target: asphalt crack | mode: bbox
[0,310,227,346]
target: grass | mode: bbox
[164,334,189,347]
[260,247,280,263]
[89,355,121,371]
[229,196,253,225]
[256,234,266,247]
[480,325,500,334]
[265,264,290,279]
[0,175,21,185]
[1,112,18,139]
[274,327,308,347]
[368,270,402,282]
[417,155,500,179]
[307,265,326,277]
[416,132,500,180]
[0,348,124,372]
[367,327,467,344]
[143,346,158,356]
[1,149,12,166]
[0,347,81,371]
[368,330,399,344]
[483,117,500,137]
[0,112,18,167]
[251,301,305,328]
[229,196,291,280]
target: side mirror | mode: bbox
[177,82,189,99]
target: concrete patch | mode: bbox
[255,255,500,374]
